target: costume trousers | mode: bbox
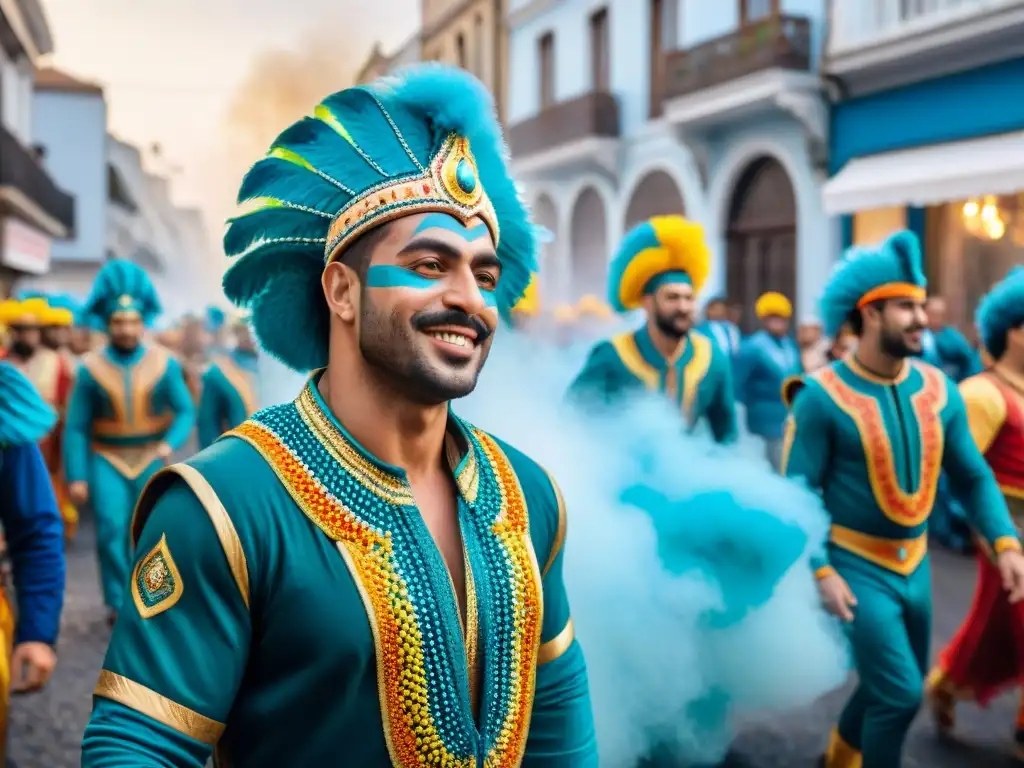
[90,455,162,610]
[829,550,931,768]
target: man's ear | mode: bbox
[322,261,359,325]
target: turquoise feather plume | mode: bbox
[81,259,162,326]
[819,229,927,337]
[976,265,1024,360]
[222,63,535,372]
[0,362,57,447]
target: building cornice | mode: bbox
[0,0,53,60]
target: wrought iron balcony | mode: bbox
[508,91,620,160]
[0,125,75,235]
[661,15,812,104]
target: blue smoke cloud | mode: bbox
[457,331,850,765]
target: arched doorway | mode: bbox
[623,169,685,230]
[533,193,558,303]
[569,187,608,300]
[725,157,797,333]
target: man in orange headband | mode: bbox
[782,231,1024,768]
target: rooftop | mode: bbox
[34,67,103,96]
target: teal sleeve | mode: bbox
[81,481,251,766]
[161,359,196,450]
[196,369,222,450]
[63,369,93,483]
[781,384,833,572]
[524,481,598,766]
[566,343,614,406]
[707,349,738,445]
[941,383,1017,547]
[732,341,752,404]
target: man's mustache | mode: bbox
[413,309,492,344]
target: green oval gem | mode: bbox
[455,158,477,195]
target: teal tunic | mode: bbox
[197,349,259,449]
[734,329,801,441]
[783,357,1017,768]
[63,344,195,610]
[82,376,598,767]
[568,327,737,444]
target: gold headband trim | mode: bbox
[324,134,499,264]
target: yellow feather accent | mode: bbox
[313,105,356,146]
[619,216,711,310]
[512,274,540,316]
[267,146,316,171]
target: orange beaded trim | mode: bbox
[815,363,946,526]
[229,420,472,767]
[474,431,544,767]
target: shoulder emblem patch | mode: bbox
[132,534,183,619]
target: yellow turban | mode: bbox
[755,292,793,320]
[575,294,613,320]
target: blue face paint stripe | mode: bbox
[366,265,498,307]
[412,213,489,241]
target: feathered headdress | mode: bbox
[976,265,1024,361]
[0,361,57,447]
[607,216,711,313]
[81,259,162,326]
[511,274,540,316]
[819,230,927,338]
[222,63,536,372]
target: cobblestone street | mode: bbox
[3,522,1019,766]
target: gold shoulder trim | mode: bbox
[609,332,659,390]
[94,670,225,745]
[537,618,575,665]
[132,464,251,609]
[541,470,566,578]
[781,374,806,409]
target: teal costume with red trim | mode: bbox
[569,216,736,444]
[782,231,1020,768]
[82,65,596,767]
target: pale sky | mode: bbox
[43,0,419,242]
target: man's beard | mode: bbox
[111,336,140,354]
[358,296,492,406]
[654,310,690,340]
[11,340,35,358]
[880,325,921,359]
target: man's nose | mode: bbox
[441,268,489,317]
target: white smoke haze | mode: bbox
[457,332,850,766]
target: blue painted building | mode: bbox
[823,0,1024,333]
[506,0,834,330]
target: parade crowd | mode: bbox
[0,63,1022,768]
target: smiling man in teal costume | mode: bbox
[196,312,259,448]
[64,259,195,625]
[568,215,736,444]
[82,65,597,767]
[781,230,1024,768]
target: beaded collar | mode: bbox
[226,375,543,767]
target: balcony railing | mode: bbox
[507,91,620,159]
[661,15,812,104]
[0,126,75,235]
[830,0,1024,55]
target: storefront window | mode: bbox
[928,193,1024,335]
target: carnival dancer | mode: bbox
[920,295,982,382]
[196,313,260,448]
[82,64,597,766]
[568,215,736,444]
[925,266,1024,755]
[699,295,742,358]
[3,298,78,541]
[64,259,195,624]
[0,362,67,763]
[734,291,801,470]
[782,231,1024,768]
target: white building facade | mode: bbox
[507,0,834,328]
[0,0,74,296]
[28,68,109,296]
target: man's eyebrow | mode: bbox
[397,237,498,264]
